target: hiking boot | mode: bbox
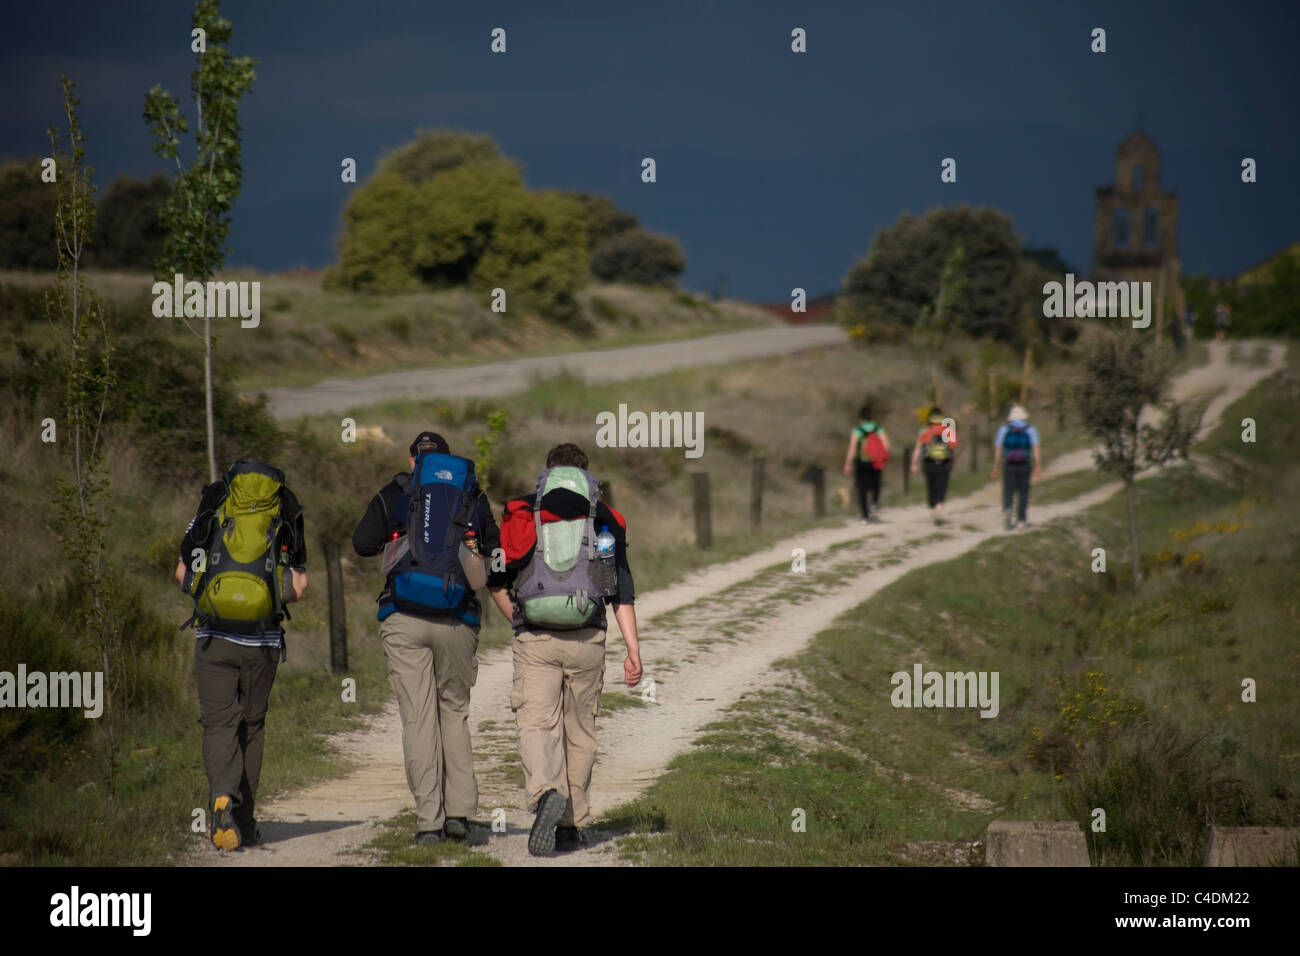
[528,790,567,857]
[414,829,446,845]
[860,517,871,525]
[555,825,588,852]
[1003,509,1014,531]
[443,817,469,841]
[211,795,241,852]
[236,819,262,846]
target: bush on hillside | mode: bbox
[590,229,686,287]
[0,160,58,270]
[840,206,1023,342]
[471,188,589,319]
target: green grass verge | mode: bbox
[361,810,500,866]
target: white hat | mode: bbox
[1008,405,1029,421]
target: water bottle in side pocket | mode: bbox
[593,524,618,596]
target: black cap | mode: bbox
[409,431,449,457]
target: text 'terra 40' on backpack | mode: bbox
[380,451,481,621]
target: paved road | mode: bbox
[258,325,848,420]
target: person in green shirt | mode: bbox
[843,405,891,524]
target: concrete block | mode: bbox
[985,819,1090,867]
[1204,826,1300,867]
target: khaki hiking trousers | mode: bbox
[380,611,479,832]
[511,626,606,828]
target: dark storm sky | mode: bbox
[3,0,1296,300]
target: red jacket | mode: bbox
[499,494,628,565]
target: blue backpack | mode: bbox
[380,451,480,621]
[1003,424,1032,463]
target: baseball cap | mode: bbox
[409,431,450,457]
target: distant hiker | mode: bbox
[843,404,891,523]
[990,405,1042,530]
[352,431,506,846]
[1213,302,1231,340]
[175,458,309,852]
[911,408,958,524]
[493,442,642,856]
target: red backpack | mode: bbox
[856,423,890,471]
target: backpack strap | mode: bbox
[585,470,598,561]
[179,483,229,631]
[532,471,546,557]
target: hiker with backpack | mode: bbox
[911,408,958,525]
[990,405,1042,530]
[492,442,642,856]
[843,404,890,523]
[174,458,309,852]
[351,431,506,846]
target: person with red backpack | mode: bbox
[843,404,891,523]
[990,405,1042,530]
[490,442,643,856]
[911,407,958,524]
[352,431,507,846]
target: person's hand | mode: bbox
[842,463,852,477]
[1033,465,1043,479]
[990,467,1000,479]
[910,463,918,475]
[624,654,643,688]
[288,569,308,602]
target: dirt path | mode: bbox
[195,340,1284,867]
[260,325,848,420]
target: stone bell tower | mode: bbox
[1093,129,1184,329]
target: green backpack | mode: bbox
[184,460,297,635]
[514,466,613,630]
[924,425,953,463]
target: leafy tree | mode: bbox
[143,0,256,482]
[560,191,639,250]
[334,159,526,292]
[45,77,126,793]
[841,206,1022,341]
[92,172,172,270]
[377,129,503,186]
[472,188,589,318]
[0,159,58,269]
[1075,330,1201,588]
[473,409,510,493]
[590,229,686,287]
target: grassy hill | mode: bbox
[0,269,779,392]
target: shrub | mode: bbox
[471,189,589,320]
[590,230,686,286]
[840,206,1022,341]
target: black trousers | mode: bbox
[923,459,952,508]
[854,461,882,517]
[195,638,280,829]
[1003,460,1032,521]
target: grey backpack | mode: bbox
[514,466,615,629]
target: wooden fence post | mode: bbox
[693,472,712,550]
[901,449,910,495]
[971,422,979,473]
[323,541,348,674]
[750,455,765,529]
[810,465,825,518]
